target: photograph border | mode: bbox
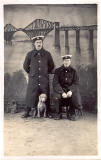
[0,0,101,159]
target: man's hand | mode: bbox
[62,92,67,98]
[67,91,72,97]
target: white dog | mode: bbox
[37,94,47,118]
[31,94,47,118]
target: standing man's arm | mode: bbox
[48,53,55,73]
[23,52,31,74]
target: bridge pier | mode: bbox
[76,29,81,54]
[65,30,69,54]
[4,31,14,45]
[89,29,94,61]
[54,22,60,50]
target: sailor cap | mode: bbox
[61,55,72,60]
[31,36,44,42]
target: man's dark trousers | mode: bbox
[54,96,76,116]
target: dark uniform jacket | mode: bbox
[53,65,82,108]
[23,48,54,108]
[53,65,79,94]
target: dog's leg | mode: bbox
[44,106,47,118]
[37,108,40,118]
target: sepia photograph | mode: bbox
[0,1,100,159]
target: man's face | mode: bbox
[34,40,43,50]
[63,59,71,67]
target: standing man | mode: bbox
[22,36,54,118]
[53,55,83,120]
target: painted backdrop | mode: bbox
[4,4,97,111]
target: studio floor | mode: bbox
[4,112,97,156]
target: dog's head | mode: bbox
[39,94,47,102]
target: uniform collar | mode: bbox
[32,48,44,57]
[61,65,71,71]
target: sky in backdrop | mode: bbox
[4,4,97,29]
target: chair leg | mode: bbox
[75,108,84,118]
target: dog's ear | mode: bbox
[43,94,47,100]
[45,94,47,100]
[39,95,41,101]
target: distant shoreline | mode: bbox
[4,33,97,43]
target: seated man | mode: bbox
[53,55,83,121]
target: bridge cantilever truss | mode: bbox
[4,19,55,42]
[23,19,54,39]
[4,24,18,41]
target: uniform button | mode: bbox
[38,84,40,86]
[65,78,67,80]
[38,60,41,63]
[38,53,40,55]
[66,71,67,72]
[39,68,41,70]
[39,75,41,78]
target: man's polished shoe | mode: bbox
[46,112,53,118]
[67,114,77,121]
[48,114,53,118]
[21,112,30,118]
[21,107,31,118]
[54,114,62,120]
